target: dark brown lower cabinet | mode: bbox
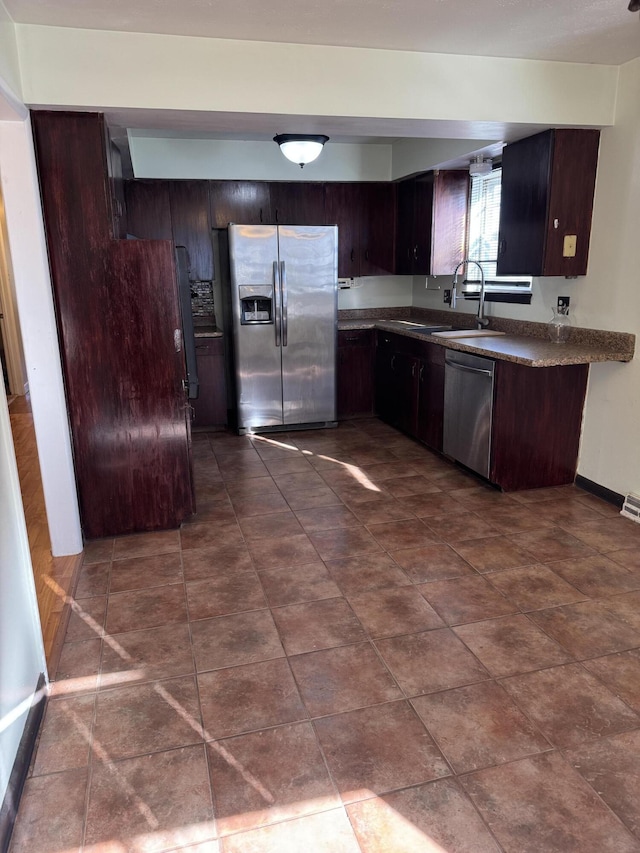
[192,337,227,428]
[337,330,374,419]
[375,332,430,439]
[491,360,589,490]
[417,344,445,452]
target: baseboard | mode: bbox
[0,674,47,853]
[575,475,624,509]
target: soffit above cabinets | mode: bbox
[6,0,640,66]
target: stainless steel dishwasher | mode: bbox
[443,350,496,479]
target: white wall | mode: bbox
[0,1,21,108]
[338,276,413,310]
[0,392,46,806]
[391,138,497,179]
[131,136,392,181]
[17,26,617,128]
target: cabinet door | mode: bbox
[375,339,396,424]
[412,174,435,275]
[395,179,415,275]
[169,181,214,282]
[192,337,227,428]
[210,180,271,227]
[497,131,554,276]
[269,182,325,225]
[337,330,374,418]
[431,171,469,276]
[417,345,445,451]
[325,183,361,277]
[125,180,172,240]
[543,130,600,276]
[106,136,127,239]
[394,352,420,436]
[360,183,396,276]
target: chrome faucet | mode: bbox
[451,259,490,329]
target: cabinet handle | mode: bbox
[259,207,263,223]
[350,248,355,263]
[276,208,279,223]
[391,355,396,371]
[419,364,424,382]
[411,362,416,378]
[413,245,418,261]
[365,249,370,261]
[498,238,506,257]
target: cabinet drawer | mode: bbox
[194,336,223,356]
[338,329,373,347]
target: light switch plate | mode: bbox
[563,235,577,257]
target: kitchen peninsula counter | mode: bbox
[338,312,635,367]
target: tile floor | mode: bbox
[10,418,640,852]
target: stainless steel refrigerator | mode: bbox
[229,223,338,434]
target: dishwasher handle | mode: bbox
[446,359,494,377]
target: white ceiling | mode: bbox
[5,0,640,65]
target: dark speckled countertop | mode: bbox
[338,309,635,367]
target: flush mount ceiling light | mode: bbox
[274,134,330,168]
[469,155,493,177]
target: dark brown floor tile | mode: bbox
[274,470,327,495]
[184,499,235,527]
[529,600,640,658]
[220,808,361,853]
[53,637,102,693]
[548,554,640,597]
[347,586,444,638]
[419,575,517,625]
[447,486,515,511]
[226,476,279,500]
[272,597,366,655]
[601,591,640,631]
[85,745,215,851]
[452,535,537,573]
[192,482,229,503]
[501,663,640,749]
[182,544,254,581]
[325,552,411,594]
[462,752,639,853]
[349,447,404,466]
[454,614,572,677]
[574,491,623,517]
[310,526,382,560]
[289,642,402,716]
[509,484,580,504]
[570,516,640,552]
[94,676,203,760]
[247,533,320,570]
[362,461,420,483]
[181,520,244,551]
[402,492,464,518]
[191,609,284,672]
[486,564,587,611]
[32,694,95,775]
[83,537,114,564]
[390,543,476,583]
[106,584,188,635]
[259,562,341,606]
[424,513,499,543]
[429,469,483,491]
[220,461,270,482]
[315,701,449,803]
[209,722,339,835]
[10,768,87,853]
[334,484,393,507]
[100,622,194,686]
[263,456,315,475]
[198,658,307,738]
[75,560,110,598]
[509,526,597,562]
[566,729,640,837]
[368,518,441,550]
[609,547,640,572]
[65,596,107,642]
[109,552,183,593]
[533,497,609,526]
[383,474,442,497]
[295,504,360,533]
[239,510,304,540]
[349,498,415,525]
[583,649,640,712]
[346,777,501,853]
[481,503,554,533]
[186,573,266,621]
[284,486,343,511]
[375,628,489,696]
[113,530,181,560]
[320,466,368,489]
[231,490,289,519]
[413,680,550,773]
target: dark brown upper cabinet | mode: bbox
[124,179,172,240]
[169,180,214,281]
[395,171,468,276]
[325,182,396,278]
[210,180,271,227]
[269,182,325,225]
[497,129,600,277]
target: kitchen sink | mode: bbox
[431,329,506,338]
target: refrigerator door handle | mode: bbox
[273,260,281,347]
[281,260,288,347]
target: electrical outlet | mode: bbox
[557,296,570,312]
[444,289,451,304]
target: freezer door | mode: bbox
[278,226,337,425]
[229,224,283,429]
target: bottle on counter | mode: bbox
[548,301,572,344]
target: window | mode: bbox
[462,167,532,303]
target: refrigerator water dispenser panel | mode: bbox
[238,285,274,325]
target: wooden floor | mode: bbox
[8,394,82,669]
